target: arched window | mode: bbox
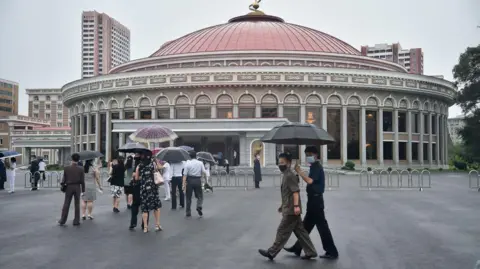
[217,94,233,119]
[261,94,278,118]
[283,94,300,122]
[156,96,170,119]
[195,95,211,119]
[175,96,190,119]
[238,94,255,118]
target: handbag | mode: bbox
[153,162,164,185]
[60,183,67,193]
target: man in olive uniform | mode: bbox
[258,152,317,261]
[284,146,339,259]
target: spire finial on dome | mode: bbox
[249,0,261,12]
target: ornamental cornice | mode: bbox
[61,68,456,106]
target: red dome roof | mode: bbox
[150,14,360,57]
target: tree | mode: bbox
[453,44,480,162]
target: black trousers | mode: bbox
[290,194,338,256]
[31,174,40,190]
[254,180,260,188]
[130,202,149,228]
[0,179,4,189]
[171,177,184,209]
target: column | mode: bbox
[299,104,306,163]
[239,134,247,166]
[377,108,384,165]
[321,105,328,166]
[70,117,75,153]
[341,106,348,165]
[169,106,175,119]
[105,112,111,162]
[278,104,284,118]
[21,147,26,165]
[79,115,84,150]
[393,109,399,166]
[435,114,440,166]
[134,108,139,119]
[360,106,366,166]
[255,104,261,118]
[233,104,239,118]
[419,112,424,165]
[169,140,174,147]
[189,106,195,119]
[428,113,433,166]
[58,148,63,165]
[406,110,413,165]
[95,112,100,152]
[211,106,217,119]
[443,115,448,166]
[86,113,91,147]
[119,132,125,149]
[151,107,157,119]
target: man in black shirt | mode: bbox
[284,146,339,259]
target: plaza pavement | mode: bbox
[0,172,479,269]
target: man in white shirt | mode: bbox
[182,151,206,217]
[38,159,46,181]
[170,161,185,210]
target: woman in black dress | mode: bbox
[135,153,162,233]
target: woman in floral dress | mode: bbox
[135,153,162,233]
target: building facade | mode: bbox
[26,88,70,163]
[63,9,455,169]
[81,11,131,78]
[447,116,465,145]
[361,43,424,75]
[0,78,19,151]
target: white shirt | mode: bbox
[162,162,171,181]
[6,163,15,178]
[38,161,46,171]
[184,159,206,177]
[204,162,210,177]
[170,162,184,177]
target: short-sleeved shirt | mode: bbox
[183,159,206,177]
[39,161,46,171]
[280,169,301,216]
[306,161,325,195]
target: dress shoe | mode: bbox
[186,213,191,217]
[319,253,338,260]
[73,223,80,226]
[196,207,203,216]
[258,249,274,261]
[57,221,66,226]
[128,225,135,231]
[283,246,301,256]
[301,254,317,260]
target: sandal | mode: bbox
[143,227,148,233]
[88,215,94,220]
[82,215,86,220]
[155,225,163,232]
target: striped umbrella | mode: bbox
[129,126,178,144]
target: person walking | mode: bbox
[182,151,206,217]
[110,158,125,213]
[258,152,317,261]
[203,160,213,192]
[170,161,185,210]
[0,159,5,191]
[135,152,162,233]
[6,158,16,193]
[81,160,102,220]
[284,146,339,260]
[124,156,134,209]
[58,153,85,226]
[38,158,46,182]
[159,160,172,201]
[30,157,40,191]
[5,158,15,193]
[253,154,262,188]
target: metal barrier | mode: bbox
[359,169,431,191]
[469,170,480,191]
[24,171,63,189]
[326,169,340,190]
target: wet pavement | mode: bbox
[0,172,479,269]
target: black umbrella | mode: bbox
[196,152,215,163]
[261,122,335,145]
[76,151,104,161]
[117,142,150,153]
[155,147,190,163]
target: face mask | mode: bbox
[306,156,316,164]
[278,165,288,172]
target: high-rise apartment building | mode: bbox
[27,89,69,127]
[360,43,424,74]
[0,78,19,150]
[448,116,465,145]
[81,11,131,78]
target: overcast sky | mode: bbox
[0,0,478,117]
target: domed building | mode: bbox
[62,5,456,169]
